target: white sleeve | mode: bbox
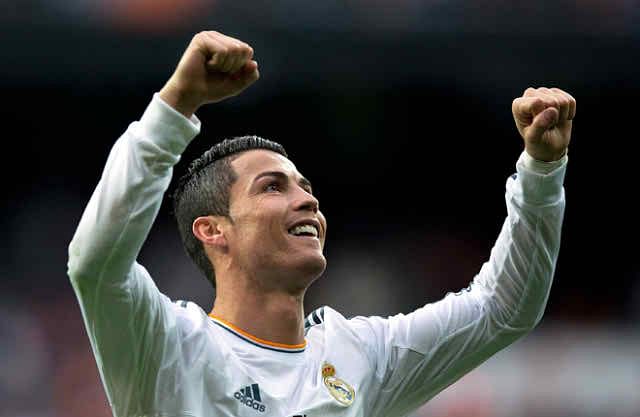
[351,151,567,417]
[66,94,200,414]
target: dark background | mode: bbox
[1,1,639,416]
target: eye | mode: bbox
[264,181,281,192]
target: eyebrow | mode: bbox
[253,170,313,191]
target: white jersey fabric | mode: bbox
[68,94,567,417]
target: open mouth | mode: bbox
[288,223,319,238]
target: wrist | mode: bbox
[158,83,201,119]
[524,145,568,162]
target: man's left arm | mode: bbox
[351,87,576,417]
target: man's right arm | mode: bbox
[67,94,201,413]
[67,31,259,414]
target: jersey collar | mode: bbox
[209,314,307,353]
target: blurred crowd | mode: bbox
[4,0,639,35]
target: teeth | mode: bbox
[289,224,318,237]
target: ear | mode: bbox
[192,215,228,248]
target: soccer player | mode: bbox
[68,30,575,417]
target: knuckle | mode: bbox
[512,100,521,113]
[541,95,555,106]
[195,31,209,40]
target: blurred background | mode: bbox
[1,0,639,416]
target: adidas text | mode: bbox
[234,384,266,413]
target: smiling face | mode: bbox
[223,149,327,292]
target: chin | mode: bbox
[307,254,327,277]
[289,253,327,287]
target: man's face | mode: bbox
[225,149,327,291]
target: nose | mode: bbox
[294,188,319,213]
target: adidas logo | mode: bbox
[234,383,266,413]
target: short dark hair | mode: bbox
[172,135,288,287]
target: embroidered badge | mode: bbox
[322,362,355,406]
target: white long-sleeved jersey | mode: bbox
[68,94,567,417]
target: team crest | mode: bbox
[321,362,355,406]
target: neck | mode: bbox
[211,281,306,346]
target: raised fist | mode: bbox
[159,31,260,117]
[512,87,576,162]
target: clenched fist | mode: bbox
[512,87,576,162]
[159,31,260,118]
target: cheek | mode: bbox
[230,198,290,246]
[237,208,285,244]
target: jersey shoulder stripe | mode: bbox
[304,306,325,331]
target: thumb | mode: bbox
[229,60,259,83]
[528,107,558,141]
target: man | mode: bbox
[68,30,575,417]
